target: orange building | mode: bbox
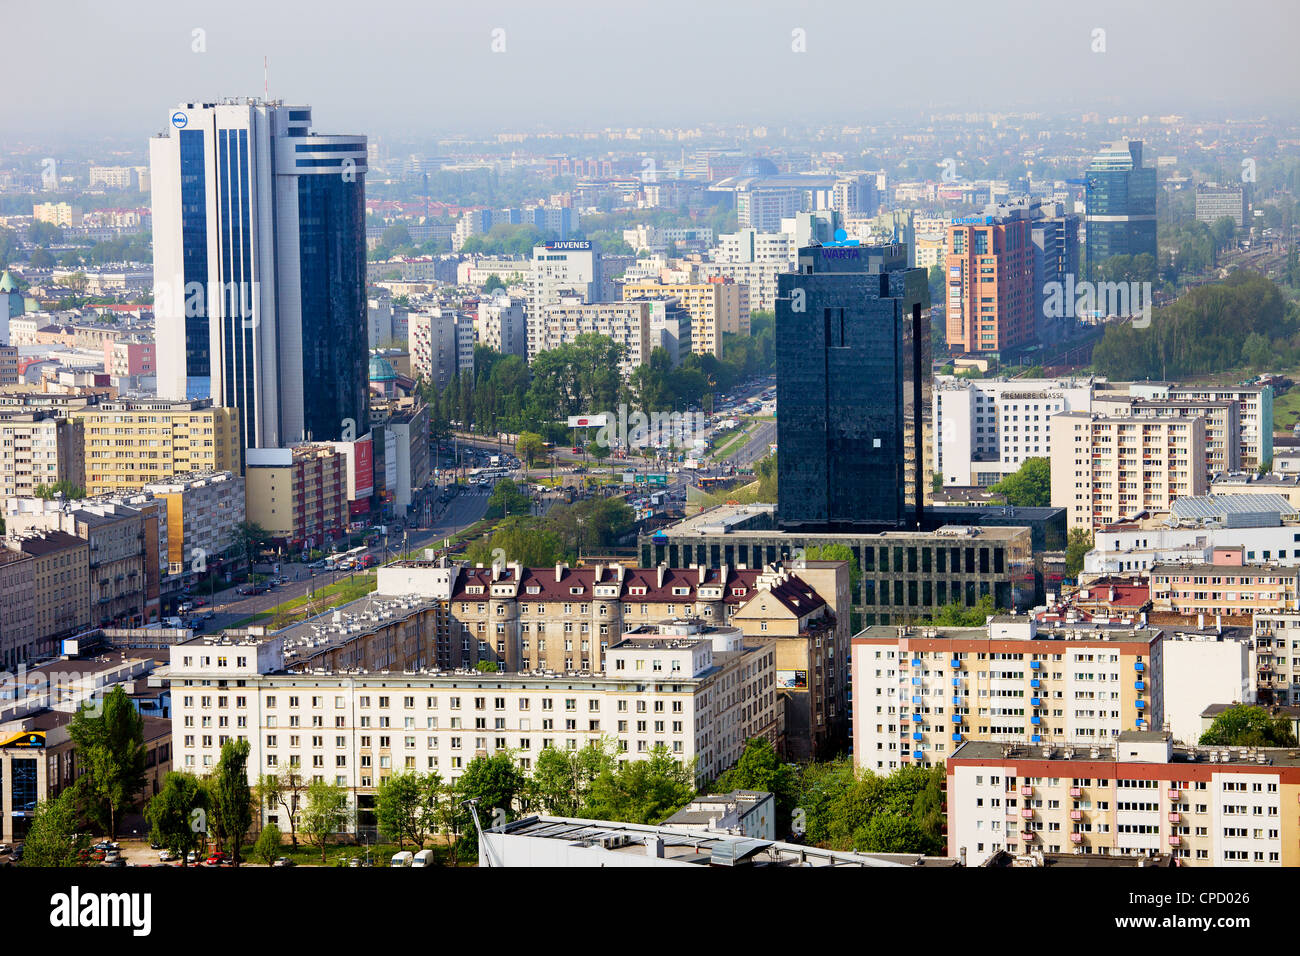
[944,214,1034,355]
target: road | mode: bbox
[199,486,490,630]
[729,419,777,469]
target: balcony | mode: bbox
[1070,833,1083,844]
[1168,835,1181,847]
[1020,808,1034,819]
[951,733,963,743]
[950,659,962,669]
[1168,812,1180,825]
[1030,697,1042,707]
[1134,662,1145,672]
[1168,789,1180,801]
[1030,716,1041,726]
[1030,661,1041,670]
[1030,679,1041,689]
[1020,830,1035,842]
[951,714,963,724]
[1069,809,1084,821]
[1069,787,1082,798]
[912,732,923,742]
[911,658,922,667]
[951,678,962,687]
[1021,786,1033,797]
[952,696,963,706]
[1134,681,1145,691]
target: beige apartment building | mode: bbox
[1092,395,1241,475]
[142,471,245,577]
[168,619,778,834]
[1149,555,1299,621]
[244,445,349,549]
[535,299,652,376]
[948,732,1300,867]
[0,411,85,500]
[622,277,750,359]
[0,549,36,668]
[5,530,90,655]
[1050,411,1207,531]
[852,616,1159,772]
[75,399,241,495]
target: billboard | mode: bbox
[545,240,592,251]
[777,670,808,689]
[353,436,374,500]
[567,414,608,428]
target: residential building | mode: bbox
[621,225,715,255]
[933,375,1094,487]
[1093,394,1241,475]
[75,398,241,495]
[5,530,90,654]
[0,549,36,668]
[535,299,653,376]
[167,618,778,827]
[1253,612,1300,705]
[371,397,430,510]
[244,444,350,550]
[948,732,1300,867]
[103,340,156,379]
[527,241,602,357]
[662,790,776,840]
[944,210,1035,354]
[622,277,749,359]
[474,293,527,359]
[33,202,83,228]
[1050,412,1207,531]
[141,471,245,578]
[1149,552,1300,620]
[151,99,369,446]
[0,411,85,500]
[1159,627,1254,744]
[852,617,1162,772]
[776,242,930,531]
[1154,383,1271,472]
[409,308,474,391]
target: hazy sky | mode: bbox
[4,0,1298,143]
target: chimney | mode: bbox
[699,565,706,585]
[657,564,667,589]
[555,562,564,583]
[1215,613,1222,634]
[646,836,664,859]
[1198,612,1204,630]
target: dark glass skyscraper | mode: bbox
[1084,140,1157,275]
[775,242,930,532]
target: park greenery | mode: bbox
[988,457,1051,508]
[465,495,636,565]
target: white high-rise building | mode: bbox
[475,293,527,359]
[150,99,369,448]
[409,309,474,391]
[527,241,601,360]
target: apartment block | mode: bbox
[933,376,1093,487]
[4,530,91,655]
[75,399,241,495]
[408,308,475,391]
[474,293,528,359]
[852,616,1160,772]
[948,732,1300,867]
[1093,394,1241,475]
[0,411,85,500]
[1253,611,1300,705]
[168,618,777,833]
[0,549,36,668]
[1135,383,1272,472]
[944,212,1035,354]
[1194,183,1247,228]
[622,277,749,359]
[244,445,349,550]
[535,299,653,375]
[141,471,245,577]
[1149,552,1300,620]
[1050,412,1207,531]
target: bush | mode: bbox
[253,824,283,865]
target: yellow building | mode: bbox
[75,399,241,495]
[622,277,750,358]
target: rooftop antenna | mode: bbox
[264,55,269,102]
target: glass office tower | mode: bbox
[1084,140,1157,275]
[151,99,369,448]
[775,242,930,532]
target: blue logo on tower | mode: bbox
[171,111,189,129]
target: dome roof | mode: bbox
[368,355,398,382]
[739,157,779,177]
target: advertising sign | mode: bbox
[777,670,808,689]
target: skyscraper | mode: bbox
[944,210,1034,355]
[150,99,369,448]
[775,241,930,532]
[1084,140,1157,275]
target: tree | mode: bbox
[586,440,611,463]
[145,771,209,862]
[1199,705,1298,747]
[253,823,283,865]
[210,738,253,865]
[581,746,695,825]
[456,752,525,857]
[375,772,430,850]
[989,457,1050,507]
[803,543,861,593]
[516,431,546,467]
[256,769,309,848]
[529,742,616,817]
[301,779,352,863]
[483,274,507,294]
[854,812,929,854]
[1065,528,1093,578]
[485,478,530,519]
[927,593,997,627]
[68,686,146,838]
[474,660,500,673]
[712,738,799,836]
[34,481,86,500]
[228,520,272,568]
[20,790,88,867]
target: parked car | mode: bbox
[159,850,176,862]
[271,857,296,867]
[103,858,127,868]
[205,850,228,865]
